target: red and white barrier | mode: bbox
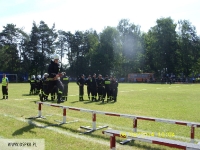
[102,129,200,150]
[29,102,200,143]
[80,111,108,133]
[94,110,200,143]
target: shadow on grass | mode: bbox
[83,100,95,104]
[70,100,81,104]
[30,100,38,104]
[97,101,116,105]
[12,123,36,136]
[27,119,166,150]
[22,94,37,96]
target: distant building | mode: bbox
[128,73,154,83]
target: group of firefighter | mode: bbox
[77,73,118,103]
[29,72,69,102]
[29,73,118,103]
[29,54,118,103]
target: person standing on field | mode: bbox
[29,75,36,95]
[102,75,110,103]
[2,73,9,100]
[85,75,92,100]
[77,74,85,101]
[91,73,97,101]
[112,77,118,102]
[61,72,69,101]
[96,74,104,101]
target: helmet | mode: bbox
[61,72,66,76]
[37,75,41,79]
[32,75,35,78]
[53,54,59,60]
[43,73,49,77]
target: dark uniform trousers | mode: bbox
[113,88,118,102]
[41,78,48,100]
[97,86,103,101]
[87,86,92,100]
[77,77,85,101]
[61,77,69,101]
[79,85,84,101]
[62,84,68,101]
[91,77,97,101]
[43,79,64,101]
[102,79,111,102]
[111,81,118,102]
[85,79,92,100]
[2,86,8,99]
[35,79,41,94]
[30,79,35,95]
[91,88,97,101]
[51,86,57,101]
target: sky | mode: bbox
[0,0,200,35]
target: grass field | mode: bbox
[0,82,200,150]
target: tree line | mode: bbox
[0,17,200,80]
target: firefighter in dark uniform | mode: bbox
[109,76,114,101]
[29,75,36,95]
[97,74,104,101]
[50,86,56,101]
[41,73,49,101]
[77,74,85,101]
[35,75,42,95]
[112,77,118,102]
[91,73,97,101]
[41,54,64,104]
[85,75,92,100]
[61,72,69,101]
[102,75,110,103]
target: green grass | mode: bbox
[0,83,200,150]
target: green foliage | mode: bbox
[0,18,200,79]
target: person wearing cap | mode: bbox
[1,73,9,100]
[91,73,97,101]
[77,74,85,101]
[41,54,64,104]
[96,74,104,101]
[102,75,111,103]
[61,72,69,101]
[85,75,92,100]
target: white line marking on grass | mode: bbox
[119,91,129,92]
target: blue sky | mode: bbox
[0,0,200,35]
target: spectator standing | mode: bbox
[2,73,9,100]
